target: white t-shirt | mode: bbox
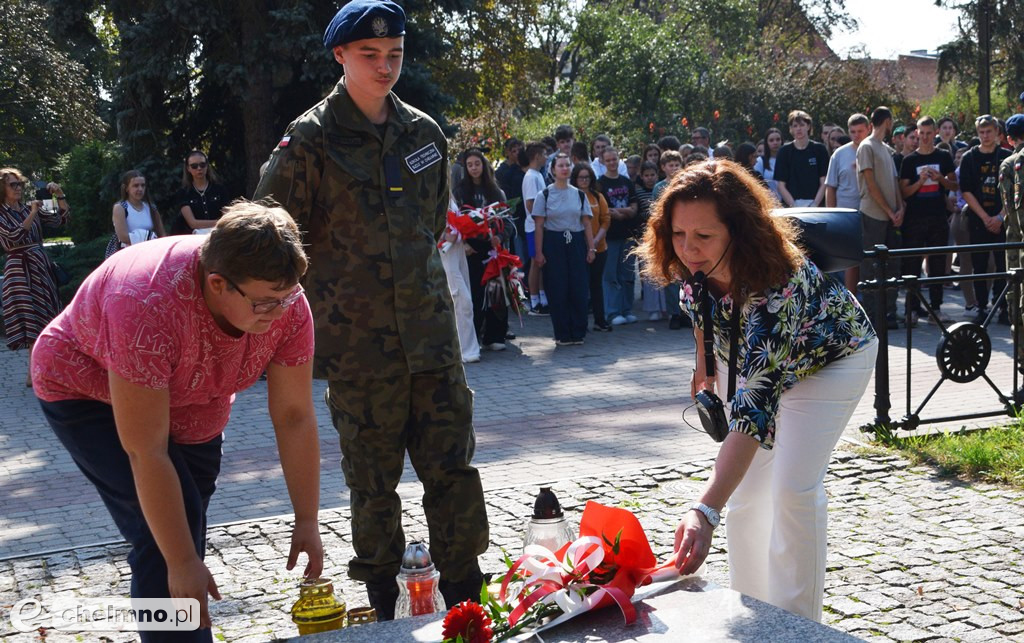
[531,184,592,232]
[592,158,630,180]
[522,168,546,234]
[754,156,778,197]
[824,142,861,210]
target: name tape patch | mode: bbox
[405,143,442,174]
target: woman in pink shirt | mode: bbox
[32,202,322,640]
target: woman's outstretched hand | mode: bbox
[673,509,713,576]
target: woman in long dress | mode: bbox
[1,167,70,385]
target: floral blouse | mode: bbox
[681,259,876,449]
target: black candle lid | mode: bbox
[532,487,564,519]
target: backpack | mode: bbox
[540,186,586,215]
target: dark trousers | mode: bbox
[859,214,899,322]
[40,398,221,643]
[326,365,487,587]
[969,217,1007,311]
[901,215,950,311]
[542,230,590,342]
[466,241,510,345]
[589,250,608,325]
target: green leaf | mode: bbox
[501,547,515,569]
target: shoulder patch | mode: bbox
[278,136,291,148]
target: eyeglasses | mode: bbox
[975,115,997,127]
[6,181,24,189]
[189,162,208,170]
[214,273,304,314]
[577,175,591,181]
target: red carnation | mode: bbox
[441,600,493,643]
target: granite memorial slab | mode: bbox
[286,578,863,642]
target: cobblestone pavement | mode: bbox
[1,447,1023,642]
[1,288,1022,640]
[1,288,1018,559]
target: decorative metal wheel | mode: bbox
[935,322,991,384]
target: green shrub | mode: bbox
[511,97,648,156]
[57,141,123,244]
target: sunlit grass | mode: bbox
[872,417,1024,488]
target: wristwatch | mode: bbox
[691,503,721,529]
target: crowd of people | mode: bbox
[442,103,1024,360]
[3,0,1023,638]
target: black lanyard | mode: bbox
[698,276,740,400]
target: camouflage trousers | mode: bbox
[326,364,488,586]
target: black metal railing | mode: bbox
[859,241,1023,432]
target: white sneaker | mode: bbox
[485,343,506,351]
[610,315,628,326]
[648,312,663,322]
[625,314,638,324]
[464,355,481,363]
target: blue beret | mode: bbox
[1006,114,1024,138]
[1019,91,1024,103]
[324,0,406,49]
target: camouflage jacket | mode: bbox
[999,143,1024,271]
[254,78,459,380]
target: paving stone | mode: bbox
[885,624,940,641]
[824,596,877,617]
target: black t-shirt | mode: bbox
[496,162,526,231]
[171,183,230,234]
[958,146,1012,216]
[899,149,955,220]
[773,140,829,201]
[598,174,637,240]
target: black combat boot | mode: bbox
[365,579,400,621]
[439,573,487,609]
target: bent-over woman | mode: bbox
[637,160,877,621]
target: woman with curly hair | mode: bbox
[637,160,877,622]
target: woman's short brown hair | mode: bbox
[637,159,803,304]
[199,199,308,288]
[1,167,28,185]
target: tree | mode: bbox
[0,0,105,172]
[935,0,1024,115]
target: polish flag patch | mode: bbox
[278,136,291,148]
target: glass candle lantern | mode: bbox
[523,487,575,553]
[395,541,446,618]
[291,577,347,635]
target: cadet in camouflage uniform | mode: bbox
[253,0,488,620]
[1000,113,1024,383]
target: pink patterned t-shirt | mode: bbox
[32,236,314,444]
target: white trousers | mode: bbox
[440,241,480,362]
[719,339,877,622]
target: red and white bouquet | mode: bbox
[441,501,702,642]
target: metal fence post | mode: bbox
[873,244,891,429]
